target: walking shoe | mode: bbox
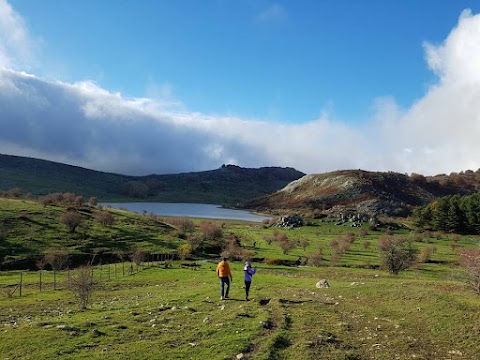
[221,296,225,300]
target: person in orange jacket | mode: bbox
[216,257,232,300]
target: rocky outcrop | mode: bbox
[242,169,477,217]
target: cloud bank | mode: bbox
[1,4,480,176]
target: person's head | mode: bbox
[245,261,251,268]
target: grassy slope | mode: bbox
[0,154,304,204]
[1,198,480,359]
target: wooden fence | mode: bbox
[0,254,177,298]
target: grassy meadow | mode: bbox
[1,197,480,359]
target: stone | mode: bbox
[316,279,330,288]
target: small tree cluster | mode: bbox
[1,187,22,198]
[38,192,84,207]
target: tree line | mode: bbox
[413,193,480,234]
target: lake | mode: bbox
[100,202,271,222]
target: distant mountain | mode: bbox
[0,154,305,205]
[242,169,480,216]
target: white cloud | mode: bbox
[1,2,480,177]
[0,0,36,69]
[255,4,288,24]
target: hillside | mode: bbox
[242,169,480,216]
[0,154,305,205]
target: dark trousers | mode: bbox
[244,280,252,298]
[219,277,230,297]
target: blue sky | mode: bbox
[1,0,480,175]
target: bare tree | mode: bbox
[59,211,83,233]
[67,265,98,309]
[378,236,418,274]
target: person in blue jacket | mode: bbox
[243,261,257,301]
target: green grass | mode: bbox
[1,262,479,359]
[1,197,480,359]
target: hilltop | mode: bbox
[0,154,305,205]
[242,169,480,217]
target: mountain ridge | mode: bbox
[0,153,305,205]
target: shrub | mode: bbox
[177,243,192,260]
[278,239,296,255]
[307,249,323,267]
[43,248,70,271]
[378,236,418,274]
[298,238,310,251]
[200,221,223,241]
[67,266,98,310]
[94,211,115,226]
[59,211,83,233]
[459,248,480,294]
[130,249,146,266]
[418,245,437,263]
[170,217,196,235]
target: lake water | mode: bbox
[100,202,271,222]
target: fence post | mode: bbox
[39,270,42,292]
[53,270,56,290]
[19,273,23,297]
[108,264,110,281]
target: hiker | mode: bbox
[216,257,232,300]
[243,261,257,301]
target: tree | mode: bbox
[59,211,83,233]
[378,236,418,274]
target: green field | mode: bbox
[1,198,479,359]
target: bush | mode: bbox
[378,236,418,274]
[94,211,115,226]
[177,243,192,260]
[307,250,323,267]
[67,266,98,310]
[459,248,480,294]
[59,211,83,233]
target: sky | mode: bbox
[1,0,480,176]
